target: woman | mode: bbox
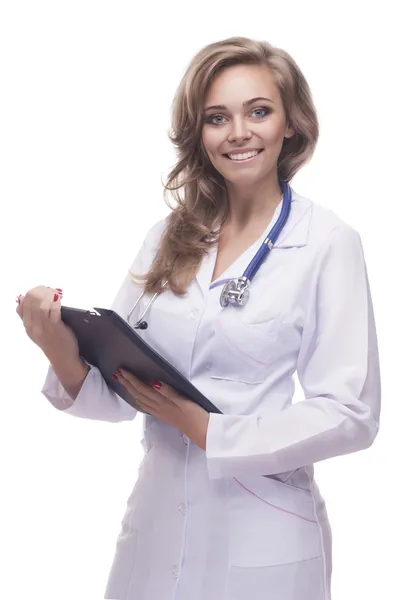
[17,37,381,600]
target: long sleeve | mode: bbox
[206,225,381,479]
[41,219,166,422]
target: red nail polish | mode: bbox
[112,374,118,380]
[151,380,162,390]
[116,369,122,375]
[55,288,63,293]
[53,293,59,302]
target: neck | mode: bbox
[224,175,283,228]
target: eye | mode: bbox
[204,107,271,125]
[205,114,228,125]
[251,107,270,118]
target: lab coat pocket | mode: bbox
[266,467,312,492]
[225,556,325,600]
[210,309,282,384]
[228,475,322,568]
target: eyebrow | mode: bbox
[204,96,274,112]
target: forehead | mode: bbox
[204,63,279,105]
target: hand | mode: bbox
[16,286,80,359]
[115,369,210,451]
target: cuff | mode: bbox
[41,362,94,413]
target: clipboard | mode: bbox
[60,306,221,414]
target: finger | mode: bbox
[48,292,62,325]
[150,380,185,406]
[118,370,164,406]
[117,372,142,399]
[118,373,164,407]
[118,377,159,413]
[118,369,143,388]
[22,291,34,331]
[29,289,54,337]
[39,288,63,328]
[135,398,157,417]
[15,295,24,319]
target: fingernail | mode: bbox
[53,293,59,302]
[112,374,119,381]
[55,288,63,293]
[151,380,162,390]
[116,369,122,375]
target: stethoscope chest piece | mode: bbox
[220,277,250,308]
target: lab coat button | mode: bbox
[172,565,180,579]
[181,434,189,445]
[178,502,186,515]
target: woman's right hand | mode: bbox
[16,285,80,359]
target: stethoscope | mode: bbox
[127,179,292,330]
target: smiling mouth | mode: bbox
[223,149,263,162]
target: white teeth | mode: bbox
[227,150,260,161]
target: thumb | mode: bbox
[15,294,25,319]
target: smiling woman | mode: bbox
[131,37,318,296]
[18,35,380,600]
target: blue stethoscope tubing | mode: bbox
[211,179,292,307]
[128,179,292,327]
[240,179,291,281]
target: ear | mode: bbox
[284,122,295,139]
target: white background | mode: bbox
[1,1,398,598]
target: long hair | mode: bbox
[131,36,319,295]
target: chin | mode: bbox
[223,170,264,186]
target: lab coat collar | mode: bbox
[195,188,312,299]
[274,189,312,249]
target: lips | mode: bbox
[223,149,263,161]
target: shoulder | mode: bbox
[126,217,169,274]
[143,217,169,246]
[138,217,170,258]
[291,188,361,249]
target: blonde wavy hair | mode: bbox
[131,36,319,296]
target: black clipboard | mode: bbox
[60,306,221,414]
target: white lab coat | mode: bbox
[42,188,381,600]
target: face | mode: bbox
[201,64,294,188]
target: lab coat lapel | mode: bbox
[195,243,218,300]
[274,190,312,249]
[194,189,312,300]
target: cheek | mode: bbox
[201,128,221,160]
[262,118,287,146]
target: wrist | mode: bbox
[187,412,209,451]
[44,347,88,377]
[43,349,90,401]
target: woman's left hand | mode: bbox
[115,369,210,451]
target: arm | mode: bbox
[206,225,381,478]
[41,219,166,422]
[41,359,137,422]
[43,348,90,402]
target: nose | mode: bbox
[227,116,251,143]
